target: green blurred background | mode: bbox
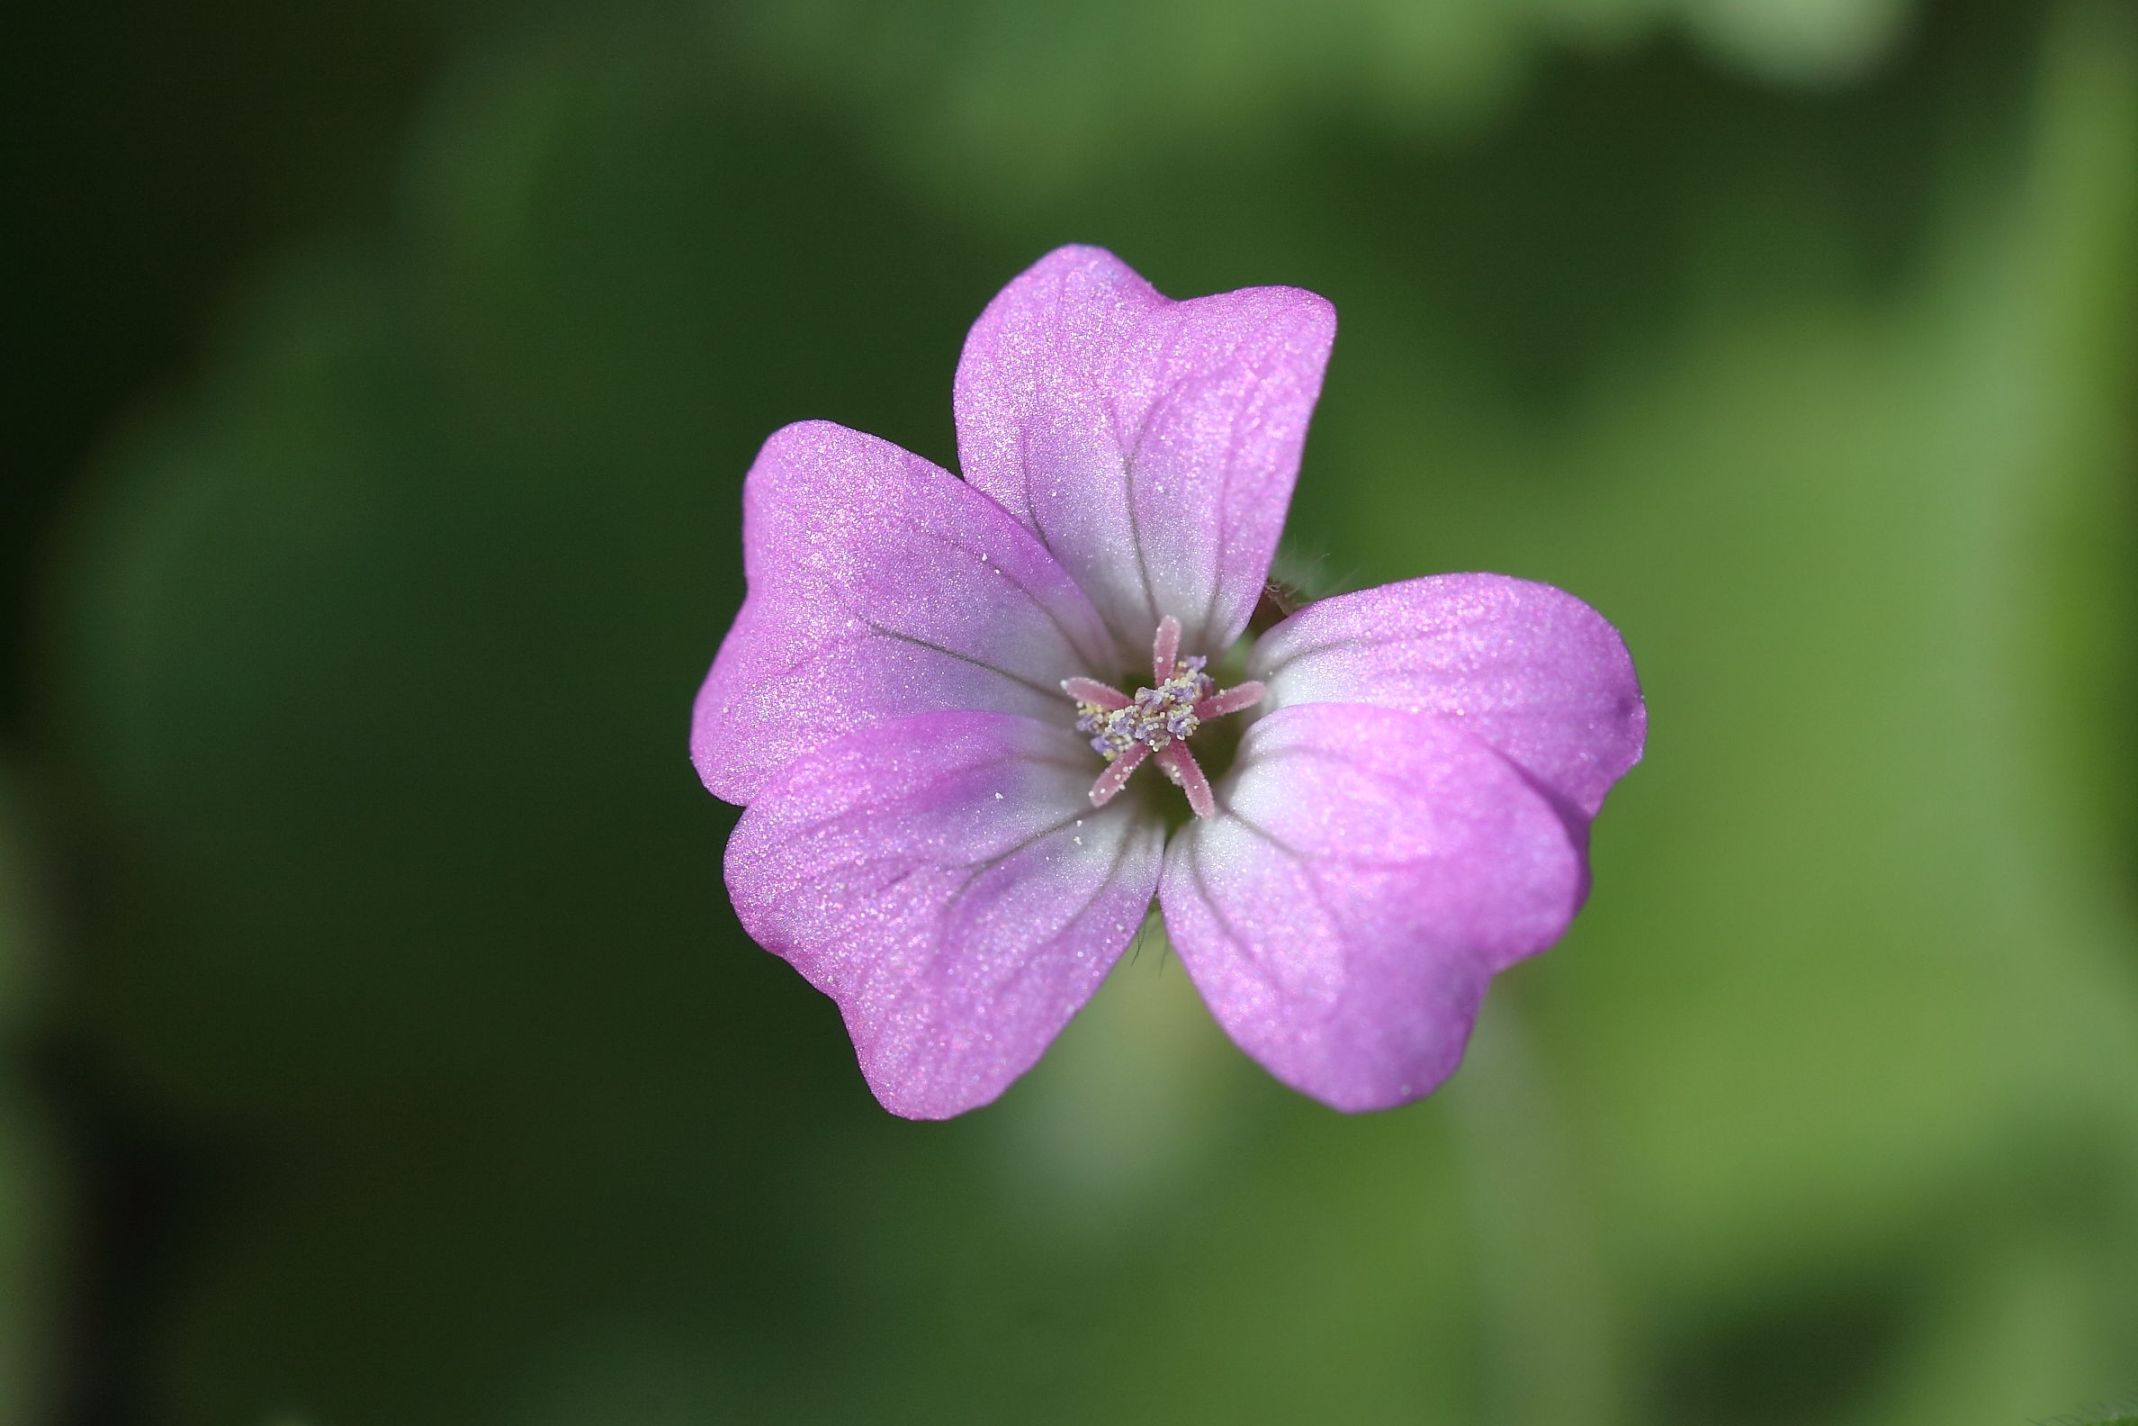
[4,0,2136,1421]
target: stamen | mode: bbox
[1151,615,1181,686]
[1155,743,1216,819]
[1088,742,1149,807]
[1061,676,1130,710]
[1194,680,1265,720]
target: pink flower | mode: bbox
[692,246,1645,1118]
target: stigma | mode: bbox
[1060,615,1265,819]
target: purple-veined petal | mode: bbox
[726,710,1165,1119]
[1157,703,1585,1112]
[953,246,1335,655]
[1249,574,1645,821]
[692,421,1116,805]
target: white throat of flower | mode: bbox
[1060,615,1265,819]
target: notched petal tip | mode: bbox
[955,248,1340,654]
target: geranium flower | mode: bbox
[692,246,1645,1118]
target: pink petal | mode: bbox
[692,421,1116,805]
[953,246,1335,655]
[1157,703,1585,1112]
[1250,574,1645,821]
[726,710,1164,1119]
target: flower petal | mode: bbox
[692,421,1116,804]
[1250,574,1645,821]
[953,245,1335,654]
[1157,703,1585,1112]
[726,710,1164,1119]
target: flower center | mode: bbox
[1058,615,1264,820]
[1073,657,1212,759]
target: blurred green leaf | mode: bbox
[717,0,1926,208]
[0,772,58,1426]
